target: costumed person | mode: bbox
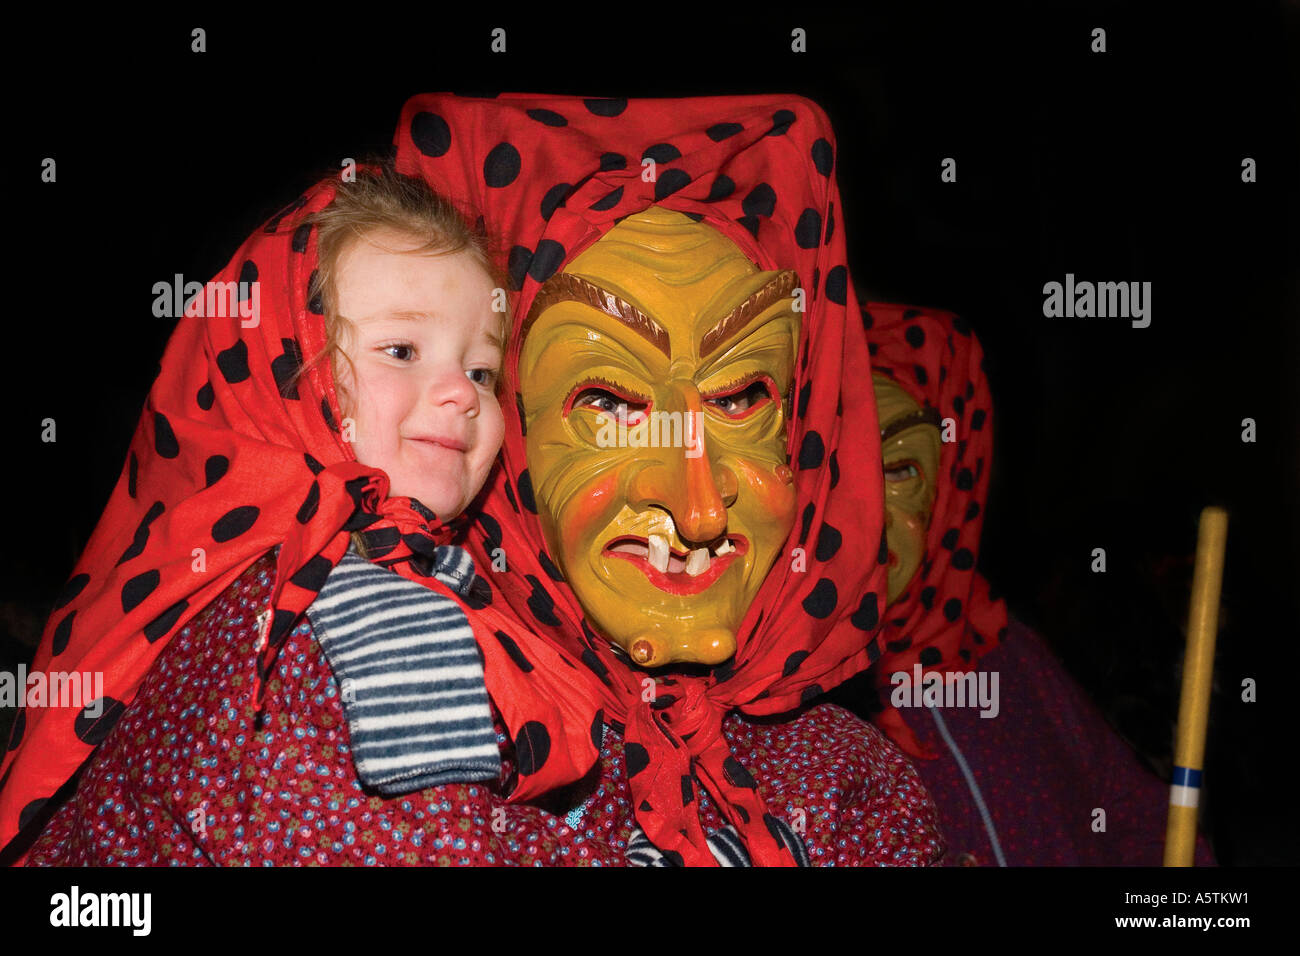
[830,302,1216,865]
[391,92,943,866]
[2,93,945,867]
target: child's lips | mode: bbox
[408,435,468,452]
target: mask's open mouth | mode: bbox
[602,534,748,595]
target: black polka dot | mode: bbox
[708,175,735,201]
[767,109,795,136]
[18,798,47,831]
[514,392,527,436]
[964,501,981,522]
[540,183,573,220]
[654,168,691,201]
[815,523,842,561]
[943,598,963,621]
[811,138,834,176]
[307,269,323,315]
[291,223,311,254]
[952,548,975,570]
[153,412,180,459]
[952,394,965,416]
[680,774,695,805]
[120,569,160,614]
[919,647,942,667]
[801,577,837,619]
[237,260,258,297]
[507,246,532,291]
[736,215,760,239]
[51,610,76,656]
[971,409,986,430]
[525,575,559,626]
[117,500,165,566]
[589,186,623,211]
[493,629,534,672]
[526,107,567,127]
[828,450,840,489]
[783,650,810,677]
[625,742,650,777]
[55,573,90,611]
[920,586,936,609]
[212,506,259,542]
[799,683,824,706]
[503,480,519,513]
[887,636,912,652]
[798,502,815,546]
[477,512,503,552]
[297,481,320,524]
[956,468,974,491]
[878,532,889,565]
[410,111,452,157]
[303,453,325,475]
[797,430,824,469]
[590,711,604,751]
[144,599,188,643]
[216,339,251,384]
[538,549,564,582]
[797,381,812,418]
[514,721,551,775]
[723,756,757,789]
[794,208,822,249]
[599,152,626,170]
[516,470,537,513]
[642,143,681,164]
[290,555,333,593]
[850,592,879,630]
[196,381,214,411]
[742,183,776,218]
[914,364,928,386]
[905,325,925,348]
[201,455,228,489]
[483,143,522,188]
[953,315,971,336]
[272,338,304,400]
[464,575,493,610]
[584,97,627,117]
[705,121,743,141]
[528,239,565,283]
[825,265,847,305]
[941,528,959,550]
[861,308,874,329]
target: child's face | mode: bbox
[334,228,505,522]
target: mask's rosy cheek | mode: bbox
[737,460,799,532]
[558,469,623,557]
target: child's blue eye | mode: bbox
[383,344,415,361]
[468,368,499,387]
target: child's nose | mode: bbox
[428,366,480,417]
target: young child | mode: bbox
[0,163,515,860]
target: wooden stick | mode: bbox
[1163,506,1228,866]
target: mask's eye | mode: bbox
[884,460,922,482]
[570,386,649,426]
[704,377,775,418]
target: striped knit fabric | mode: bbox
[625,821,812,867]
[304,545,501,795]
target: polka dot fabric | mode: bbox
[860,303,1008,758]
[0,175,597,853]
[393,94,896,866]
[22,553,944,866]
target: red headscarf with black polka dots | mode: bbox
[860,303,1008,758]
[392,93,896,866]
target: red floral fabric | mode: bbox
[392,94,899,865]
[22,553,945,866]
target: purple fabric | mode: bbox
[907,617,1217,866]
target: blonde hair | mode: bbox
[291,162,511,415]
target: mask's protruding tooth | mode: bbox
[684,547,711,576]
[713,539,734,556]
[647,534,670,573]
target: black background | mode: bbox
[6,4,1298,864]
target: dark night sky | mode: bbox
[6,5,1298,863]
